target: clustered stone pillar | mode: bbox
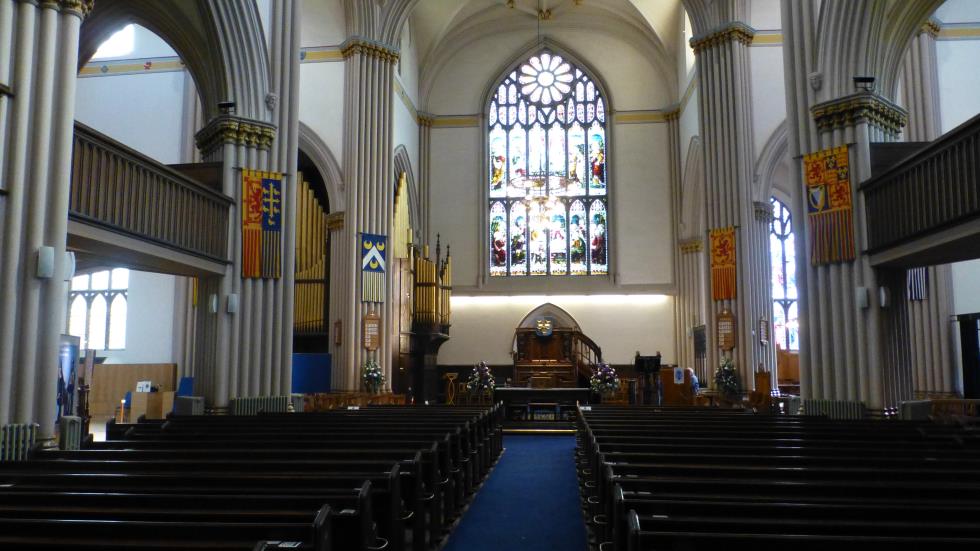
[338,38,398,391]
[781,0,914,410]
[418,113,433,246]
[325,211,351,390]
[690,20,774,391]
[674,239,708,379]
[0,0,92,438]
[900,20,960,397]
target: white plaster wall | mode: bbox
[75,71,186,165]
[394,21,421,187]
[612,122,673,285]
[441,295,675,366]
[99,271,177,364]
[749,44,786,159]
[935,0,980,23]
[91,24,178,61]
[429,126,482,286]
[936,27,980,317]
[301,0,346,47]
[299,62,346,166]
[749,0,782,30]
[426,29,671,114]
[678,87,699,176]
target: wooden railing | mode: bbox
[70,122,233,263]
[861,112,980,254]
[571,332,602,380]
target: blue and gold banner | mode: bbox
[242,169,283,279]
[361,233,386,303]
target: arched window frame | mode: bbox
[482,44,613,281]
[770,197,798,351]
[66,268,130,351]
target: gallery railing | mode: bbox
[862,112,980,254]
[70,122,233,263]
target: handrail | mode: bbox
[70,121,233,263]
[860,112,980,254]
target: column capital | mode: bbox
[754,201,774,222]
[811,91,907,135]
[689,22,755,54]
[341,37,400,64]
[920,19,941,39]
[195,115,277,156]
[417,112,434,127]
[326,211,345,231]
[679,238,703,254]
[37,0,94,17]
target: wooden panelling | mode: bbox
[89,363,177,416]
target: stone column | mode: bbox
[338,38,398,391]
[418,113,433,246]
[690,20,774,391]
[900,20,959,397]
[782,0,913,410]
[675,239,708,376]
[325,211,350,390]
[0,0,92,438]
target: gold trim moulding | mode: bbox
[679,239,704,254]
[810,92,908,135]
[690,22,756,54]
[195,115,278,155]
[341,38,400,64]
[40,0,94,17]
[325,211,345,231]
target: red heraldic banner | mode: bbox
[804,145,855,265]
[710,227,736,301]
[242,169,283,279]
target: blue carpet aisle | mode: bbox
[442,435,588,551]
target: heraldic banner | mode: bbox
[710,226,736,301]
[361,233,386,303]
[242,169,283,279]
[804,145,855,265]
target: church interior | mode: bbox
[2,0,980,549]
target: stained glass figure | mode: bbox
[487,50,608,276]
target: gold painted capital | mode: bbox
[811,92,907,135]
[690,22,755,54]
[679,239,703,254]
[38,0,94,17]
[341,38,400,64]
[417,112,434,127]
[921,20,941,39]
[195,115,277,156]
[325,211,345,231]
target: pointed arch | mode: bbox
[754,121,793,204]
[516,303,581,332]
[680,136,705,241]
[298,122,345,212]
[393,145,421,235]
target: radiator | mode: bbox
[0,423,39,461]
[58,416,83,451]
[802,399,866,420]
[231,395,295,415]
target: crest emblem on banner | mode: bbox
[709,227,736,301]
[361,233,387,303]
[242,169,283,279]
[803,145,855,265]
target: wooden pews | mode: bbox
[0,404,502,551]
[577,405,980,551]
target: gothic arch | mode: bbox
[393,145,421,234]
[516,303,581,332]
[679,136,705,241]
[298,122,345,212]
[754,121,793,204]
[79,0,272,123]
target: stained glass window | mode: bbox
[67,268,129,350]
[770,198,798,350]
[488,50,608,276]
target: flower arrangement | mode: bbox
[714,356,739,398]
[361,359,385,394]
[466,361,496,393]
[590,362,620,396]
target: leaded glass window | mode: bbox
[67,268,129,350]
[488,50,607,276]
[770,198,798,350]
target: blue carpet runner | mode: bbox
[442,435,588,551]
